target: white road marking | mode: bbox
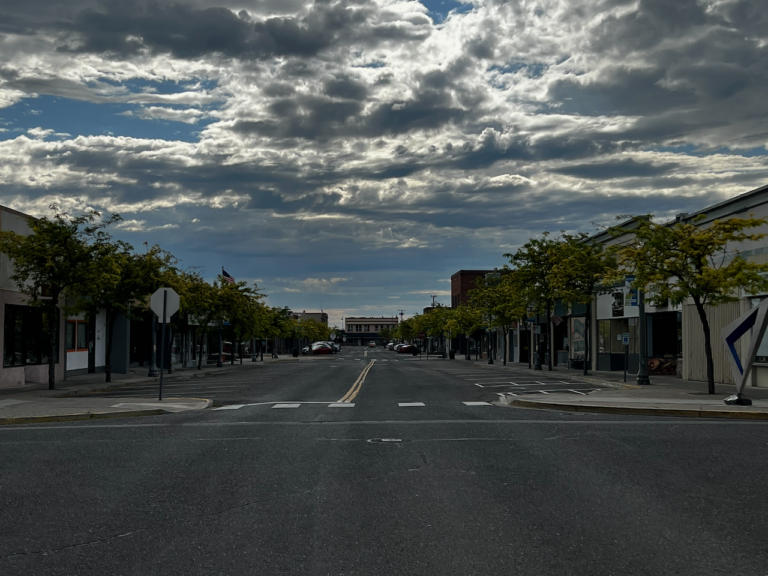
[538,391,549,394]
[272,403,301,409]
[328,403,355,408]
[570,390,587,395]
[398,402,425,407]
[463,401,491,406]
[212,404,246,410]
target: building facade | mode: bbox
[344,316,398,346]
[0,205,66,388]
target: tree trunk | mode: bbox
[47,302,58,390]
[693,297,716,394]
[197,326,207,370]
[104,309,117,383]
[546,302,552,370]
[583,300,591,376]
[502,327,508,365]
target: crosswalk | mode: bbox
[212,401,493,411]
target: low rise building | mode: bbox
[344,316,398,346]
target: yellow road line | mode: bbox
[338,360,375,403]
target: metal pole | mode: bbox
[148,314,158,377]
[636,290,651,385]
[488,331,494,365]
[159,290,167,401]
[217,318,223,367]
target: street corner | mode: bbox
[0,396,213,426]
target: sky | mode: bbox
[1,0,767,327]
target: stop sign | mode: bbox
[150,287,180,323]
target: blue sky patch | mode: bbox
[0,95,215,143]
[420,0,473,23]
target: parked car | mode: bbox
[301,345,311,355]
[311,342,334,355]
[397,344,420,354]
[393,343,403,352]
[387,342,395,351]
[368,341,376,348]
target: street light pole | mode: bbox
[534,322,542,370]
[487,329,494,365]
[148,315,158,377]
[637,289,651,385]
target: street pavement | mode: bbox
[2,345,768,575]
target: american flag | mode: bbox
[551,314,563,326]
[222,269,235,285]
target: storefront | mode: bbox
[594,278,639,372]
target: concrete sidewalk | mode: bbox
[0,356,285,424]
[0,396,212,425]
[498,387,768,419]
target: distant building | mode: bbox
[450,270,495,308]
[344,316,398,346]
[292,310,328,325]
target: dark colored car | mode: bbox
[397,344,420,354]
[311,343,334,355]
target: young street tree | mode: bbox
[550,233,617,376]
[444,303,483,360]
[468,272,527,365]
[87,243,169,382]
[611,214,768,394]
[505,233,563,370]
[0,205,120,389]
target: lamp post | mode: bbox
[637,289,651,385]
[487,329,494,365]
[533,322,543,371]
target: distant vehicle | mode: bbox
[301,345,311,355]
[311,342,333,355]
[369,341,376,348]
[393,344,404,352]
[398,344,420,354]
[387,342,395,351]
[319,341,340,353]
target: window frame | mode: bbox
[67,320,89,352]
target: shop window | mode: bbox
[598,320,611,353]
[66,320,89,352]
[3,305,59,367]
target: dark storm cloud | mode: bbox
[553,158,678,180]
[52,0,430,60]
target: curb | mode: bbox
[503,397,768,420]
[470,362,641,390]
[0,398,212,426]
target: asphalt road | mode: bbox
[2,346,768,575]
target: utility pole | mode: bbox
[431,295,437,307]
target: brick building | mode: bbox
[450,270,495,308]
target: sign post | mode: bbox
[150,287,180,401]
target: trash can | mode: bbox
[449,350,455,360]
[292,348,299,358]
[412,348,419,356]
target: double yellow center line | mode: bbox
[337,360,375,403]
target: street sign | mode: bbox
[342,336,346,342]
[150,287,179,322]
[622,332,630,345]
[418,332,425,338]
[330,332,336,341]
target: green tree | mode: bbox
[610,214,768,394]
[0,205,120,389]
[86,243,169,382]
[505,234,563,369]
[219,278,265,363]
[549,233,617,376]
[445,303,483,359]
[468,272,527,365]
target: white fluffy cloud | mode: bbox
[1,0,767,319]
